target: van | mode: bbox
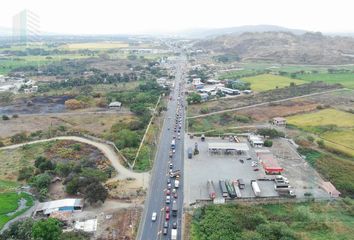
[188,147,193,159]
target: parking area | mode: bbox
[184,136,279,204]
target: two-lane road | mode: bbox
[138,55,187,240]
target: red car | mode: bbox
[166,190,171,195]
[173,193,178,199]
[165,213,170,220]
[165,206,170,213]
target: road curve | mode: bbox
[0,136,150,188]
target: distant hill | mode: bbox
[179,25,307,38]
[195,31,354,64]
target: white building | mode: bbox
[248,135,264,147]
[34,198,84,216]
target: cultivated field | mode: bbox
[287,109,354,129]
[61,41,129,50]
[297,72,354,89]
[241,74,306,91]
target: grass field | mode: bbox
[61,41,129,50]
[241,74,306,91]
[190,201,354,240]
[0,192,34,230]
[296,73,354,89]
[287,109,354,157]
[0,180,19,193]
[287,109,354,129]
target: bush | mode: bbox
[84,181,108,204]
[10,132,28,144]
[307,135,315,142]
[316,139,325,148]
[32,218,62,240]
[18,167,35,181]
[2,115,10,120]
[29,173,51,192]
[264,140,273,147]
[257,128,285,138]
[0,140,4,147]
[12,114,19,118]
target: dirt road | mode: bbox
[0,136,150,189]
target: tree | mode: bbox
[187,93,202,104]
[2,115,10,120]
[84,181,108,204]
[29,173,51,192]
[113,129,140,149]
[0,218,34,240]
[264,140,273,147]
[31,218,62,240]
[257,128,285,139]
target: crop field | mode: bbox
[61,41,130,50]
[296,73,354,89]
[0,192,34,230]
[287,109,354,157]
[241,74,306,91]
[287,109,354,129]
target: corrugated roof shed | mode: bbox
[208,142,249,151]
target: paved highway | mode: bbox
[138,55,187,240]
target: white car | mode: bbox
[152,212,157,222]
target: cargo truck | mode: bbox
[207,180,216,200]
[219,180,228,198]
[172,200,178,216]
[232,180,242,198]
[251,180,261,197]
[225,180,237,198]
[171,229,177,240]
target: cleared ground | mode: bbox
[241,74,306,91]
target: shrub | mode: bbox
[2,115,10,120]
[12,114,19,118]
[307,135,315,142]
[264,140,273,147]
[18,167,35,181]
[84,181,108,204]
[316,139,325,148]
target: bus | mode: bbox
[219,180,228,198]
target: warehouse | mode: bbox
[256,150,283,174]
[34,198,84,216]
[208,142,249,155]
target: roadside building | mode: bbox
[273,117,287,126]
[108,101,122,110]
[256,150,283,175]
[248,135,264,147]
[199,93,209,102]
[321,181,341,198]
[206,79,220,85]
[74,219,98,232]
[34,198,84,217]
[208,142,249,155]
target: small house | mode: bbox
[273,117,286,126]
[109,101,122,110]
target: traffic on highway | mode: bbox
[138,56,186,240]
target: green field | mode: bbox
[60,41,130,50]
[241,74,306,91]
[190,201,354,240]
[0,192,34,230]
[296,73,354,89]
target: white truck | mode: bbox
[174,179,180,188]
[171,229,177,240]
[251,180,261,197]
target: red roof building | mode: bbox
[256,152,284,174]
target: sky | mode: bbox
[1,0,354,34]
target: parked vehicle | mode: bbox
[171,139,176,149]
[201,134,205,141]
[165,206,170,213]
[163,228,168,235]
[207,180,216,200]
[172,222,177,229]
[239,159,244,163]
[219,180,228,198]
[164,221,169,228]
[166,196,171,204]
[170,170,181,178]
[238,178,245,189]
[171,229,177,240]
[188,147,193,159]
[232,180,242,198]
[251,180,261,197]
[225,180,237,198]
[166,213,170,220]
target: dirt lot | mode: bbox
[0,112,134,138]
[95,207,142,240]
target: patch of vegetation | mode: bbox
[0,192,34,230]
[191,201,354,240]
[241,74,306,91]
[296,72,354,89]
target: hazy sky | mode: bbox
[1,0,354,34]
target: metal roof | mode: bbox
[36,198,83,214]
[208,142,249,151]
[109,101,122,107]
